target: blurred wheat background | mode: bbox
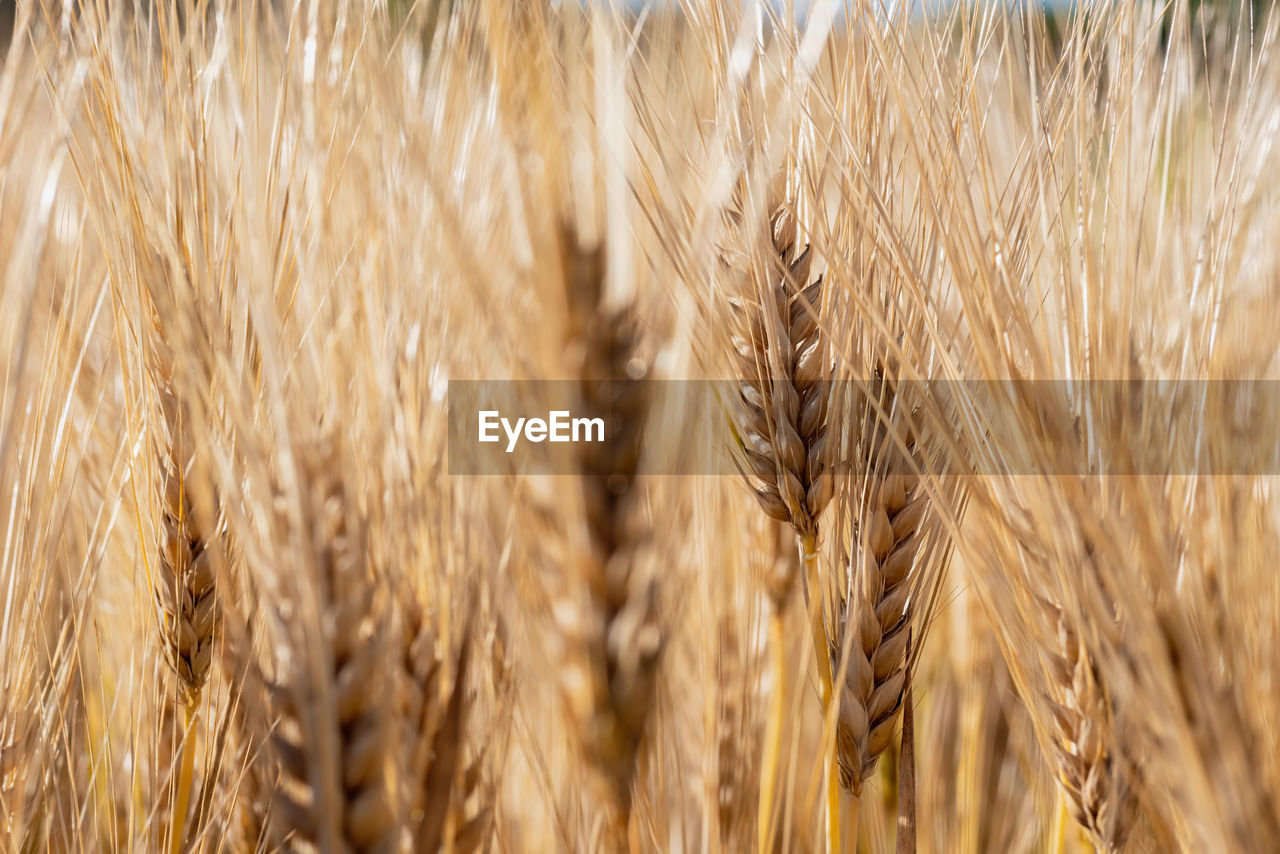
[1,0,1278,851]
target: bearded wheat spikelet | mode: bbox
[1025,496,1136,852]
[399,596,493,853]
[974,475,1139,853]
[252,446,398,853]
[153,375,219,711]
[723,200,839,846]
[713,626,758,849]
[832,471,924,795]
[831,370,927,797]
[711,550,775,850]
[145,317,221,854]
[825,352,966,850]
[553,223,662,829]
[981,396,1142,851]
[1039,595,1133,851]
[728,206,836,549]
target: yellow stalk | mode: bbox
[848,794,861,854]
[759,607,786,851]
[800,535,839,853]
[1050,792,1068,854]
[169,700,198,854]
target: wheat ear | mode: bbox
[555,224,661,836]
[254,448,398,853]
[826,364,941,854]
[832,464,924,795]
[400,596,493,852]
[729,206,835,542]
[147,327,220,854]
[726,202,838,848]
[1040,595,1133,852]
[155,424,218,712]
[712,539,777,852]
[978,479,1137,853]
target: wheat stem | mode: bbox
[847,790,861,854]
[896,683,916,854]
[168,702,197,854]
[1052,793,1069,854]
[801,535,839,852]
[758,608,786,851]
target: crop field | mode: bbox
[0,1,1277,851]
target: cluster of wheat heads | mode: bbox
[2,0,1280,852]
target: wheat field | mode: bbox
[1,0,1278,851]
